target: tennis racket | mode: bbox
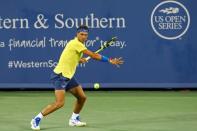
[85,37,117,61]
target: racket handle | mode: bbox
[85,56,91,61]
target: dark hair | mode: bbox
[77,25,89,32]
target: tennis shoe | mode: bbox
[69,116,86,127]
[31,117,41,130]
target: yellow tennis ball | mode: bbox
[94,83,100,89]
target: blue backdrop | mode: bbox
[0,0,197,88]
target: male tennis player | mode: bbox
[30,25,123,130]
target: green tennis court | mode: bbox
[0,91,197,131]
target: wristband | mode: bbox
[101,55,109,62]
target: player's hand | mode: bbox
[79,58,88,63]
[109,57,124,67]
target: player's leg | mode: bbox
[31,72,68,130]
[66,77,87,126]
[41,89,65,116]
[69,85,87,114]
[31,90,65,130]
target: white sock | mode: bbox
[71,112,79,119]
[35,112,44,119]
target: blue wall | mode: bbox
[0,0,197,88]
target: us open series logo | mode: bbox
[151,1,190,40]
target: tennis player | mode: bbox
[30,25,124,130]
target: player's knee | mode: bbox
[79,95,87,102]
[55,101,64,108]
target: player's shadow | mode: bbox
[41,126,63,130]
[20,125,63,130]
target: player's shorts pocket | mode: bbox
[50,72,70,90]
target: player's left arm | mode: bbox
[109,57,124,67]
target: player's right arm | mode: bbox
[82,49,124,67]
[82,49,102,60]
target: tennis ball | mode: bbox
[94,83,100,89]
